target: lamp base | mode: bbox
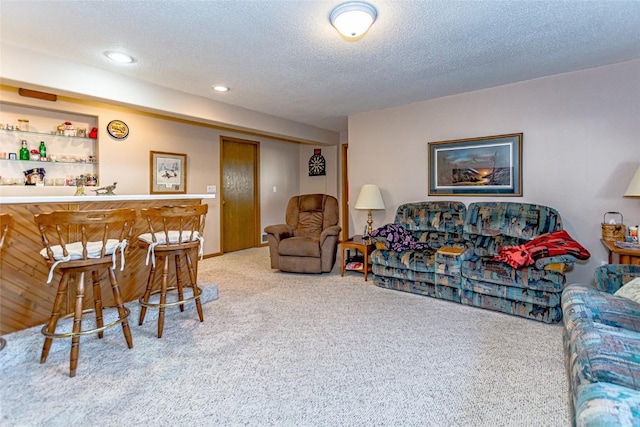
[364,210,373,239]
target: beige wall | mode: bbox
[0,87,321,255]
[348,60,640,285]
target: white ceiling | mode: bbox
[1,1,640,134]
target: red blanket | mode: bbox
[493,230,590,268]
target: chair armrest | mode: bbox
[319,225,341,245]
[264,224,294,243]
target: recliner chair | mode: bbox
[264,194,341,273]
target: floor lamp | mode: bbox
[355,184,385,240]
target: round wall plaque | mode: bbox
[106,120,129,139]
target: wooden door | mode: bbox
[221,137,260,253]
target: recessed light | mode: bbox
[104,51,135,63]
[212,85,230,92]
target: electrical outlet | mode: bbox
[206,185,216,194]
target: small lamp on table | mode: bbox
[624,166,640,198]
[355,184,385,241]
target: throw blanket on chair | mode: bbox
[493,230,590,268]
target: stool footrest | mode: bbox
[40,306,131,339]
[139,286,203,309]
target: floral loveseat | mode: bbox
[371,201,589,323]
[562,265,640,426]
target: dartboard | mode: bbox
[308,151,326,176]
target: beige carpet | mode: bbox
[0,247,570,426]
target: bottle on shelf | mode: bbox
[19,140,29,160]
[39,141,47,159]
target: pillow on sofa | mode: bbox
[614,277,640,304]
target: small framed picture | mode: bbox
[150,151,187,194]
[8,153,17,160]
[76,128,87,138]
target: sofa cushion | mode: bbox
[372,264,435,283]
[370,248,436,273]
[395,201,466,233]
[278,236,320,257]
[562,284,640,334]
[464,201,563,240]
[575,382,640,427]
[460,289,563,323]
[461,257,565,292]
[568,321,640,393]
[462,277,561,307]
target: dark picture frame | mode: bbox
[150,151,187,194]
[428,133,522,196]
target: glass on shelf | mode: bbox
[0,126,97,140]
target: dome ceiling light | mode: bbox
[330,2,377,40]
[104,51,135,63]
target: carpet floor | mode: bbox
[0,247,570,426]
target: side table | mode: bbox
[601,239,640,265]
[340,236,376,281]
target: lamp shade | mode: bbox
[354,184,385,210]
[330,2,377,39]
[625,166,640,197]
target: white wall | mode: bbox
[260,139,301,236]
[348,60,640,285]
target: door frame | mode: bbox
[220,136,261,253]
[341,143,349,241]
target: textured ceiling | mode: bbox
[1,1,640,133]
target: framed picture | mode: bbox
[150,151,187,194]
[428,133,522,196]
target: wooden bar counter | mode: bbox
[0,194,212,334]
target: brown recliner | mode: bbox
[264,194,341,273]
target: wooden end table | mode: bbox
[601,239,640,265]
[340,236,376,281]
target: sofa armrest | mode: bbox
[594,264,640,294]
[264,224,294,243]
[534,254,577,269]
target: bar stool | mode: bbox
[138,204,208,338]
[0,213,13,351]
[34,208,136,377]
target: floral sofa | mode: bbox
[371,201,589,323]
[370,201,467,299]
[561,265,640,426]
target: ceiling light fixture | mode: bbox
[104,51,134,63]
[212,85,230,92]
[330,1,377,40]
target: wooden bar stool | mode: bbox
[34,208,136,377]
[0,213,13,351]
[138,204,208,338]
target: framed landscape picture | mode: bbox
[150,151,187,194]
[428,133,522,196]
